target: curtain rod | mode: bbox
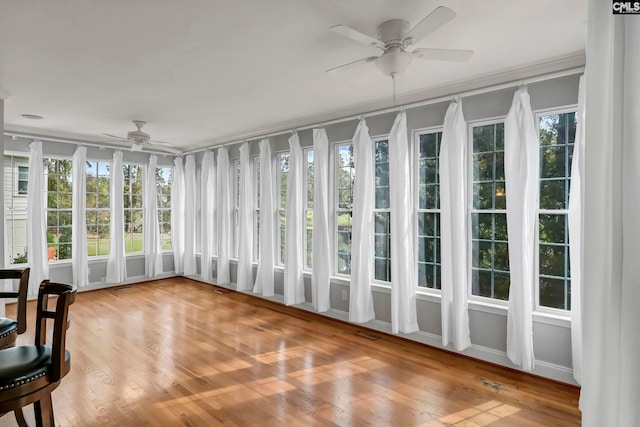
[181,66,584,156]
[3,131,178,157]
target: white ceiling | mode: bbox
[0,0,586,153]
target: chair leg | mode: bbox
[34,394,55,427]
[14,408,28,427]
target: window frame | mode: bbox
[123,162,145,255]
[276,151,290,267]
[533,106,577,315]
[44,156,74,263]
[233,158,241,259]
[4,153,30,265]
[467,117,510,306]
[372,135,391,285]
[85,159,111,259]
[253,155,260,262]
[414,126,444,293]
[156,165,173,252]
[304,148,314,271]
[333,140,354,278]
[17,165,29,196]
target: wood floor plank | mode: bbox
[1,278,581,426]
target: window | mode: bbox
[537,111,576,310]
[5,155,29,264]
[233,159,241,257]
[374,139,391,282]
[17,166,29,195]
[86,161,111,257]
[305,149,314,269]
[335,143,354,275]
[470,122,510,301]
[277,153,289,265]
[253,156,260,261]
[45,158,73,261]
[157,167,173,250]
[417,131,442,289]
[123,164,144,253]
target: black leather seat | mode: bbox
[0,281,76,427]
[0,268,30,350]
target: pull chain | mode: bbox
[391,73,397,108]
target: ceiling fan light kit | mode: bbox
[103,120,181,154]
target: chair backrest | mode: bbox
[34,281,77,382]
[0,268,30,334]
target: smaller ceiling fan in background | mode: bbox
[327,6,473,76]
[103,120,181,154]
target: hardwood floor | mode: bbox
[2,278,581,426]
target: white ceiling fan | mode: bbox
[103,120,181,154]
[327,6,473,76]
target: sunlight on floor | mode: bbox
[420,400,521,426]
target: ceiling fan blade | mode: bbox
[403,6,456,45]
[330,25,384,49]
[326,56,378,73]
[103,133,128,142]
[149,139,176,147]
[148,144,182,155]
[412,48,474,62]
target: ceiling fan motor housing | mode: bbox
[377,19,411,47]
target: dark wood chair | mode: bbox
[0,268,30,350]
[0,281,77,427]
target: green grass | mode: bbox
[85,234,172,256]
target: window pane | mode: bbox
[537,112,576,310]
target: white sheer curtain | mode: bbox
[183,155,197,275]
[237,142,254,291]
[312,128,331,312]
[26,140,48,294]
[216,147,231,284]
[144,155,163,277]
[71,146,88,288]
[439,100,471,350]
[504,88,538,371]
[580,6,640,426]
[171,156,185,275]
[389,112,418,334]
[568,76,584,385]
[200,150,216,281]
[284,133,305,306]
[106,150,127,283]
[350,119,375,323]
[253,139,275,296]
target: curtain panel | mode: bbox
[253,139,275,296]
[284,133,305,306]
[237,142,254,291]
[580,5,640,426]
[183,155,198,275]
[26,141,48,295]
[216,147,231,284]
[106,150,127,283]
[350,119,375,323]
[71,146,88,288]
[311,128,331,313]
[439,100,471,351]
[171,156,186,275]
[389,112,418,334]
[504,88,539,371]
[144,154,163,277]
[200,150,216,281]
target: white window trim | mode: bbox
[156,165,174,253]
[123,163,145,255]
[371,134,391,285]
[413,126,444,295]
[86,159,111,259]
[532,106,577,316]
[332,140,353,279]
[44,156,74,264]
[303,147,313,272]
[466,117,509,307]
[276,150,289,267]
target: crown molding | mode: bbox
[185,51,585,151]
